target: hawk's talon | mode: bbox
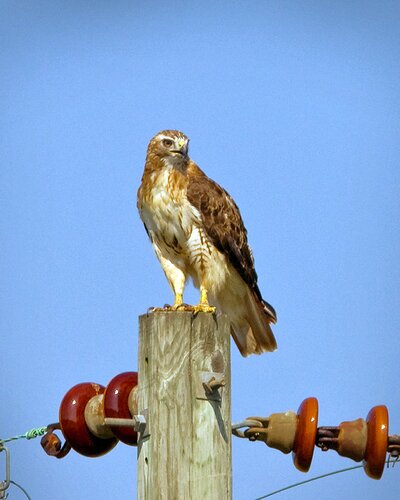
[148,303,216,314]
[147,305,174,313]
[172,304,197,312]
[193,304,217,315]
[173,303,192,311]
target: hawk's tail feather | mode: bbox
[261,298,277,324]
[230,289,277,357]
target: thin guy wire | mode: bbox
[254,459,398,499]
[8,481,32,500]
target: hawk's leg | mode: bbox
[173,292,184,308]
[149,249,188,312]
[193,286,217,314]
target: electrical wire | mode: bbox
[254,459,398,499]
[8,481,32,500]
[0,427,47,445]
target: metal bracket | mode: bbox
[0,445,10,497]
[139,409,149,439]
[196,371,225,401]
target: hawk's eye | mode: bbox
[162,139,173,148]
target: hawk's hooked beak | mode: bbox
[171,139,188,158]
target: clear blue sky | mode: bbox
[1,1,399,498]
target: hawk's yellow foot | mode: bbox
[171,294,202,312]
[148,293,190,312]
[192,303,217,314]
[171,293,184,310]
[193,288,216,314]
[150,290,216,314]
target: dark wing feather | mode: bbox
[186,168,276,322]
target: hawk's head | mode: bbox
[147,130,189,167]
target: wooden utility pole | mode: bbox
[137,311,232,500]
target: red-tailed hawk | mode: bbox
[137,130,277,356]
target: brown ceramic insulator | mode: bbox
[59,382,118,458]
[363,405,389,480]
[84,394,116,439]
[103,372,139,446]
[337,418,367,462]
[265,411,297,454]
[292,397,319,472]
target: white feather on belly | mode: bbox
[140,168,229,291]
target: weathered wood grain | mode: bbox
[137,311,231,500]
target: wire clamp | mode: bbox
[40,423,72,459]
[231,419,263,439]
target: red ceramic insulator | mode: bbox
[103,372,139,446]
[363,405,389,479]
[59,382,118,457]
[292,397,319,472]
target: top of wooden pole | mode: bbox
[137,311,232,500]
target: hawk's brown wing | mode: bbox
[186,165,276,322]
